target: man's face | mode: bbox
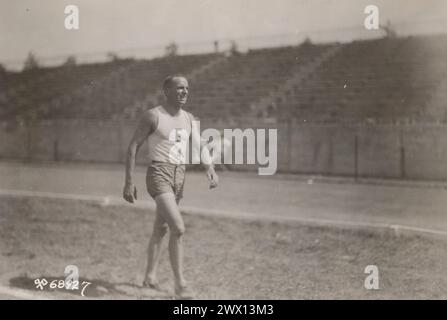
[165,77,189,107]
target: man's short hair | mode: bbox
[162,74,187,92]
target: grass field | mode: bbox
[1,195,447,299]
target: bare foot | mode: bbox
[175,284,196,299]
[142,278,161,291]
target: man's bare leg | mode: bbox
[154,192,194,298]
[143,211,168,288]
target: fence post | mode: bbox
[118,120,124,163]
[287,119,292,172]
[53,140,59,162]
[26,122,32,161]
[399,128,406,179]
[354,132,358,182]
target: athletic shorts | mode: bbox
[146,161,186,202]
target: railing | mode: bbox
[2,119,447,181]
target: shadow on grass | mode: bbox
[8,275,170,299]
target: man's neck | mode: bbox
[163,103,181,116]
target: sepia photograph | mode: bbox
[1,0,447,307]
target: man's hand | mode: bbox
[206,167,219,189]
[123,183,138,203]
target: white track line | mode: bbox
[2,189,447,239]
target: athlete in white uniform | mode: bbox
[123,75,218,299]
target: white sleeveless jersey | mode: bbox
[147,106,192,164]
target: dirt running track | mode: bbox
[1,161,447,233]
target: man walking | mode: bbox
[123,75,218,299]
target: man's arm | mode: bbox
[188,112,219,189]
[123,110,157,203]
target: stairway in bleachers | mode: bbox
[44,53,220,119]
[276,35,447,124]
[186,42,335,121]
